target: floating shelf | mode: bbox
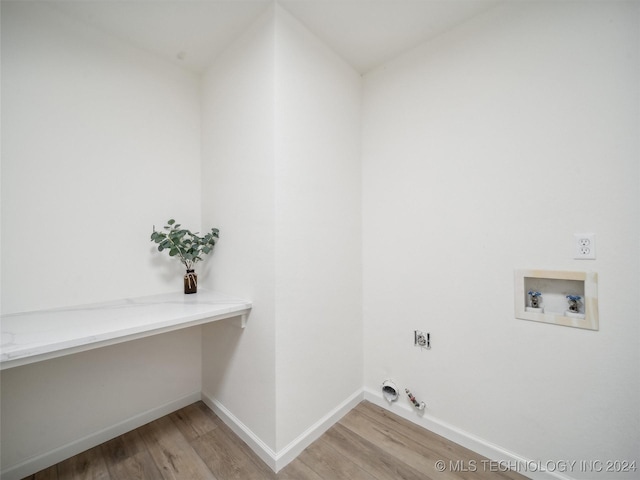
[1,290,252,370]
[514,269,598,331]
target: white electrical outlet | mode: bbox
[574,233,596,259]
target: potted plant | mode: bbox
[150,219,219,294]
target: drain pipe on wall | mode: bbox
[381,380,426,411]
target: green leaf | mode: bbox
[152,220,219,268]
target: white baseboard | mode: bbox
[0,391,201,480]
[4,387,561,480]
[200,391,279,470]
[274,388,364,472]
[201,388,364,472]
[363,387,574,480]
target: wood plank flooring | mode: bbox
[24,400,529,480]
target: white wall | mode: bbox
[362,1,639,478]
[200,6,278,451]
[0,328,202,477]
[1,1,362,472]
[1,2,202,315]
[1,4,204,476]
[273,5,362,452]
[200,4,362,460]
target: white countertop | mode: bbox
[0,290,252,370]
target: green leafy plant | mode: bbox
[150,219,219,271]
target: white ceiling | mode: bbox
[48,0,502,74]
[279,0,501,73]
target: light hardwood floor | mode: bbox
[24,400,529,480]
